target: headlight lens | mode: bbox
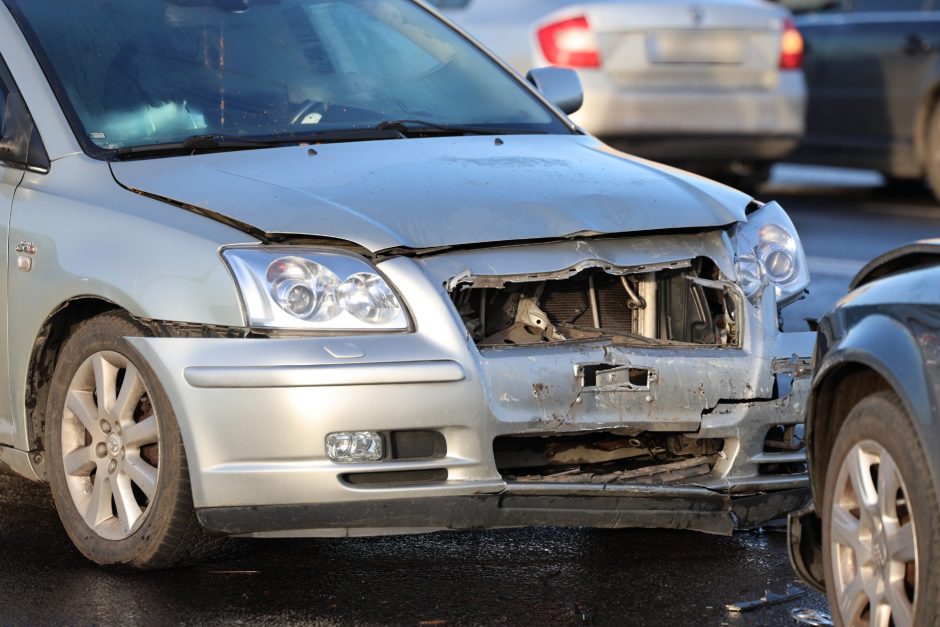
[223,248,409,330]
[733,201,810,306]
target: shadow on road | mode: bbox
[0,475,826,626]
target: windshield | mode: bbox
[6,0,570,155]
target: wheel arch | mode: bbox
[807,314,935,500]
[24,296,124,455]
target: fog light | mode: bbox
[326,431,384,463]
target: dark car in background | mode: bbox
[782,0,940,199]
[789,241,940,626]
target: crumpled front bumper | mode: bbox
[127,255,815,537]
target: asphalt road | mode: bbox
[2,165,938,627]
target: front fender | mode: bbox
[7,156,256,451]
[812,313,934,433]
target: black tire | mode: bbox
[882,175,925,191]
[44,312,223,568]
[714,161,772,194]
[821,391,939,626]
[925,103,940,204]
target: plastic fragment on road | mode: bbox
[725,585,805,612]
[790,608,833,626]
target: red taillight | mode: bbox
[537,16,600,69]
[780,18,804,70]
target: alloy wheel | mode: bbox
[830,440,917,627]
[59,350,161,541]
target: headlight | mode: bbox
[222,247,409,331]
[732,201,810,306]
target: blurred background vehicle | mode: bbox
[778,0,940,200]
[789,240,940,625]
[433,0,806,189]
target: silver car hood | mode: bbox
[110,134,751,252]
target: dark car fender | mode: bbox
[812,313,935,449]
[791,311,940,592]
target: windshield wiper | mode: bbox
[109,121,536,159]
[111,129,409,159]
[113,134,278,159]
[374,119,544,137]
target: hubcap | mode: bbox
[60,351,160,541]
[830,440,917,627]
[106,434,123,458]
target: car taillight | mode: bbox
[537,16,600,69]
[779,19,803,70]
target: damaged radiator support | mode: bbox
[450,258,739,348]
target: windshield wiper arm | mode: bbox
[112,129,410,159]
[113,134,276,158]
[374,119,542,137]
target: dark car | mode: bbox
[789,241,940,626]
[786,0,940,199]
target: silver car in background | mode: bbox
[435,0,807,186]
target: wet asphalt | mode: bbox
[1,474,825,626]
[2,165,939,626]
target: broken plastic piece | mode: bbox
[725,585,805,612]
[790,608,833,626]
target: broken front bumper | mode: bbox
[127,253,815,537]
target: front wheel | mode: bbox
[821,391,939,626]
[44,313,222,568]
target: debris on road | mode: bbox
[725,585,806,612]
[790,607,833,626]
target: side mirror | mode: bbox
[526,67,583,115]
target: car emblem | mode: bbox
[691,5,705,27]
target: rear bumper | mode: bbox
[571,70,805,160]
[601,135,801,164]
[198,485,811,537]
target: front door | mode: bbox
[0,59,27,446]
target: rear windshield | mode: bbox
[6,0,569,155]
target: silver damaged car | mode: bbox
[0,0,814,567]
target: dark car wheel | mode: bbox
[44,313,223,568]
[925,103,940,204]
[821,391,939,626]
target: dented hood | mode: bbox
[110,134,751,252]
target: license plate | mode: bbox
[647,31,747,64]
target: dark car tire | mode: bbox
[925,103,940,204]
[882,175,925,192]
[714,161,771,194]
[821,391,939,626]
[44,313,224,568]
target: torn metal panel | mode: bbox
[479,342,779,433]
[421,231,738,289]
